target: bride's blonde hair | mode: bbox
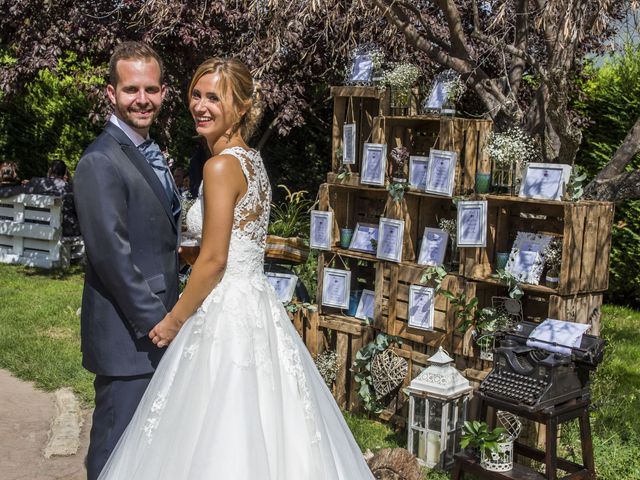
[187,58,263,140]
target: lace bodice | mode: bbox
[186,147,271,275]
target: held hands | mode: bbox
[149,312,183,348]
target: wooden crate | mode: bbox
[466,280,604,335]
[0,194,71,269]
[316,314,374,410]
[289,304,322,359]
[330,86,389,176]
[460,195,614,295]
[370,116,493,195]
[319,182,461,264]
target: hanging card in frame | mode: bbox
[266,272,298,303]
[457,200,487,247]
[425,149,457,197]
[376,217,405,263]
[519,163,572,201]
[321,268,351,309]
[417,227,449,266]
[408,155,429,191]
[349,222,379,254]
[309,210,333,251]
[360,143,387,186]
[408,285,435,330]
[342,123,357,165]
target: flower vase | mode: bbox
[390,86,411,116]
[491,160,516,195]
[545,268,560,289]
[449,240,459,272]
[440,98,456,117]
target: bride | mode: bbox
[98,58,375,479]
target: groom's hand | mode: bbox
[149,312,182,348]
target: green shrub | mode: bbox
[0,52,104,178]
[575,45,640,307]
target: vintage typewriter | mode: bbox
[479,320,605,412]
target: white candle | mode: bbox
[426,432,441,466]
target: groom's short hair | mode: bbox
[109,41,165,87]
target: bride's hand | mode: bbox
[149,312,183,348]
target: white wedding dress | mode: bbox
[98,147,374,479]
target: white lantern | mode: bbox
[405,347,473,469]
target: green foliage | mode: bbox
[575,45,640,306]
[496,269,524,299]
[420,265,448,293]
[268,185,314,238]
[440,290,478,332]
[351,333,403,413]
[460,421,507,455]
[387,181,408,202]
[0,52,104,178]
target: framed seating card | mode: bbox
[408,155,429,191]
[408,285,435,330]
[425,149,457,197]
[266,272,298,303]
[321,268,351,309]
[376,217,404,263]
[505,232,553,285]
[309,210,333,251]
[519,163,572,201]
[348,222,379,254]
[417,227,449,266]
[355,289,375,321]
[342,123,357,165]
[360,143,387,186]
[348,54,374,84]
[457,200,487,247]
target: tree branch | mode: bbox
[434,0,472,60]
[397,0,451,51]
[583,169,640,202]
[470,30,546,78]
[584,116,640,198]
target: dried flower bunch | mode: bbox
[391,146,410,166]
[543,238,562,272]
[438,218,457,240]
[315,350,339,387]
[486,127,539,169]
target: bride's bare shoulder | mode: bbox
[202,153,244,179]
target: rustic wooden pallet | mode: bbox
[459,195,614,295]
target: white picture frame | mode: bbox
[408,155,430,191]
[266,272,298,303]
[457,200,487,247]
[309,210,333,251]
[425,149,457,197]
[360,143,387,186]
[342,123,357,165]
[417,227,449,266]
[348,54,374,84]
[519,163,572,201]
[376,217,405,263]
[505,232,553,285]
[348,222,379,254]
[408,285,435,330]
[355,288,375,321]
[321,268,351,309]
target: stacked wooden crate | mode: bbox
[296,85,614,421]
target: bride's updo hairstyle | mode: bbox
[188,57,263,140]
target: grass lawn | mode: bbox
[1,263,639,479]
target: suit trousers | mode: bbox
[86,373,153,480]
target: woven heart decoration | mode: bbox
[370,349,408,400]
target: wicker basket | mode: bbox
[265,235,309,264]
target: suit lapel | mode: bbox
[104,123,178,232]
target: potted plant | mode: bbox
[486,127,538,194]
[543,238,562,288]
[266,185,313,264]
[475,307,513,361]
[382,63,421,115]
[460,421,512,472]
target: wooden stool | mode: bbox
[452,395,595,480]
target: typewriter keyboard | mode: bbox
[481,371,548,405]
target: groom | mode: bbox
[74,41,181,480]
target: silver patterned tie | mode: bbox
[138,139,174,202]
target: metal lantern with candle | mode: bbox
[405,347,473,469]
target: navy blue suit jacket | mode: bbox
[74,122,180,377]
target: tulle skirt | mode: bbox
[98,271,374,479]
